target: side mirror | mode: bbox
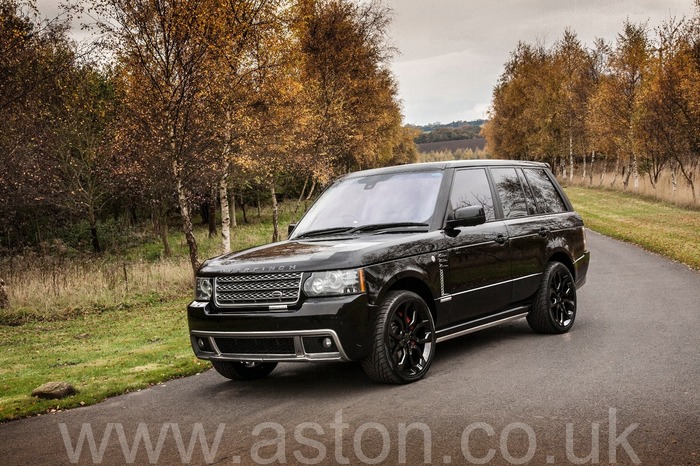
[445,206,486,229]
[287,223,297,238]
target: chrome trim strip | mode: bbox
[191,329,350,361]
[573,254,587,264]
[434,273,542,302]
[436,309,529,343]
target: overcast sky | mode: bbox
[37,0,698,125]
[384,0,697,125]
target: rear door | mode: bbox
[441,168,511,326]
[489,167,547,303]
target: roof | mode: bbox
[341,159,549,179]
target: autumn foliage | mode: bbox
[484,6,700,203]
[0,0,417,273]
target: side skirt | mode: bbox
[435,305,530,343]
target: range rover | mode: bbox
[188,160,590,384]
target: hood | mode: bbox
[198,232,444,275]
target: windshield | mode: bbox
[291,170,444,238]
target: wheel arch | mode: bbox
[547,250,576,280]
[384,275,437,321]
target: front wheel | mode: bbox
[362,290,436,384]
[527,261,577,334]
[211,360,278,380]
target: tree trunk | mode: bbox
[88,207,101,253]
[305,179,317,201]
[129,206,138,226]
[219,169,231,254]
[295,176,309,214]
[581,151,587,183]
[588,151,595,187]
[229,187,237,227]
[240,193,248,224]
[173,159,200,275]
[670,163,677,197]
[568,131,574,182]
[208,185,217,238]
[256,192,261,218]
[159,219,172,257]
[0,278,8,309]
[270,183,279,243]
[560,156,566,179]
[622,161,632,190]
[610,156,619,188]
[599,155,606,187]
[632,153,639,192]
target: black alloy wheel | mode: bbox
[362,290,436,384]
[527,261,577,334]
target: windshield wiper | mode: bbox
[348,222,429,234]
[294,227,354,239]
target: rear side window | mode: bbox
[523,168,568,214]
[450,169,495,221]
[490,168,528,219]
[517,169,538,215]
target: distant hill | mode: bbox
[417,137,486,154]
[411,119,486,132]
[409,119,486,144]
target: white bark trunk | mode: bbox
[569,132,574,182]
[219,166,231,254]
[671,164,677,197]
[270,183,279,242]
[229,187,237,227]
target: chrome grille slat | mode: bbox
[214,272,302,308]
[217,279,299,292]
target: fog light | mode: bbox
[322,337,333,349]
[197,338,206,350]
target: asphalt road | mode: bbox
[2,231,699,465]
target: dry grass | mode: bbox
[0,202,297,324]
[1,256,193,323]
[418,147,491,163]
[567,162,700,208]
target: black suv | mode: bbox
[188,161,590,384]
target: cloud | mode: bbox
[386,0,697,124]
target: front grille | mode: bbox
[214,337,296,355]
[215,272,302,307]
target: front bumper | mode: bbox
[187,293,372,362]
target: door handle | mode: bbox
[538,228,549,237]
[495,234,508,244]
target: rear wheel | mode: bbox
[362,290,436,384]
[211,360,277,380]
[527,261,577,334]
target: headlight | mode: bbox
[195,277,213,301]
[303,269,365,297]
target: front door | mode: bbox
[440,168,511,327]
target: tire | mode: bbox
[211,360,277,380]
[362,290,436,384]
[527,261,577,334]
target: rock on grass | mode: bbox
[31,382,76,399]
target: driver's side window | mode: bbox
[449,169,495,221]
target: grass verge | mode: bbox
[565,187,700,270]
[0,299,207,421]
[0,203,299,421]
